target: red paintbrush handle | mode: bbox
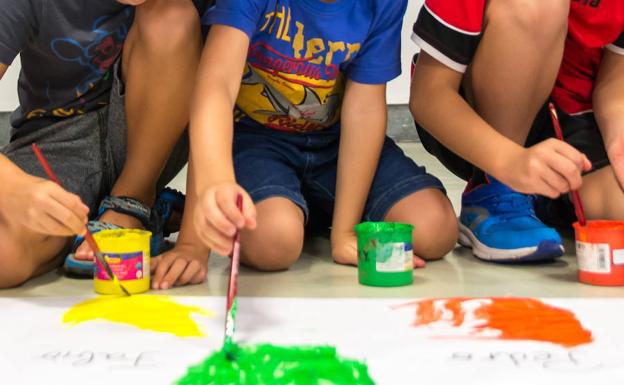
[548,103,587,226]
[31,144,61,185]
[32,143,102,248]
[571,190,587,226]
[83,230,101,255]
[226,194,244,310]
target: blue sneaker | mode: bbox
[458,179,564,262]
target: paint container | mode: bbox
[573,221,624,286]
[93,229,152,295]
[355,222,414,287]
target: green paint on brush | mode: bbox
[176,343,376,385]
[224,298,238,359]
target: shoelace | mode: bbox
[489,192,536,220]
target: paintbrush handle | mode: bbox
[548,103,587,226]
[226,194,244,311]
[32,143,131,296]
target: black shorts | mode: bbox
[415,101,609,228]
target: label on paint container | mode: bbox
[95,251,146,281]
[576,242,611,273]
[376,242,413,273]
[613,250,624,265]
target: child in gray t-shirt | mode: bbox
[0,0,210,290]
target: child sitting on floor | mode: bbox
[159,0,458,278]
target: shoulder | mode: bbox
[369,0,408,17]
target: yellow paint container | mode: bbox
[93,229,152,295]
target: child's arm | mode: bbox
[411,53,590,198]
[594,49,624,190]
[149,25,258,289]
[151,159,210,290]
[190,25,257,255]
[331,80,387,265]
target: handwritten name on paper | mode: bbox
[40,350,158,369]
[450,350,604,371]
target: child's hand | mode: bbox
[7,173,89,236]
[151,243,209,290]
[331,230,359,266]
[498,138,592,198]
[194,182,257,256]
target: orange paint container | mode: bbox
[573,220,624,286]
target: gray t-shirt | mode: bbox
[0,1,134,131]
[0,0,211,133]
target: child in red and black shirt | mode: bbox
[410,0,624,263]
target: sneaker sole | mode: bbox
[458,223,564,263]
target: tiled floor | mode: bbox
[1,143,622,299]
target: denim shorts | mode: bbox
[233,122,445,223]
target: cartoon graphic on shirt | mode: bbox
[240,63,342,132]
[25,10,133,120]
[235,6,360,133]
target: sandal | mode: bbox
[63,190,186,277]
[64,196,153,277]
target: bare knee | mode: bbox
[134,0,200,51]
[487,0,568,42]
[240,198,305,272]
[386,190,458,262]
[415,200,458,261]
[0,245,33,289]
[580,167,624,220]
[242,233,303,272]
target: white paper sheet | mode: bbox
[0,296,623,385]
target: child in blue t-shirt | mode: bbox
[163,0,458,275]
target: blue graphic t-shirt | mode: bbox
[204,0,407,133]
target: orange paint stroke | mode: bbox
[400,298,593,348]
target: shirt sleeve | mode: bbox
[201,0,264,39]
[606,31,624,56]
[346,0,408,84]
[0,0,38,65]
[411,0,485,73]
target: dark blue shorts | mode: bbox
[233,122,445,223]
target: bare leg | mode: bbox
[0,217,69,288]
[240,198,305,271]
[384,189,458,263]
[579,167,624,220]
[465,0,569,144]
[76,0,201,257]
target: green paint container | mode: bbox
[355,222,414,287]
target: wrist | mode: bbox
[489,142,523,182]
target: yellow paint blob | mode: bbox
[63,295,213,337]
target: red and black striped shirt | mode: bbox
[412,0,624,115]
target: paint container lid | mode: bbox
[573,220,624,286]
[355,222,414,287]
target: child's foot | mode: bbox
[74,210,145,260]
[458,177,564,263]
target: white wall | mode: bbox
[0,57,20,112]
[0,1,423,112]
[388,0,423,105]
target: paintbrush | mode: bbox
[31,143,132,296]
[223,194,243,360]
[548,103,587,226]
